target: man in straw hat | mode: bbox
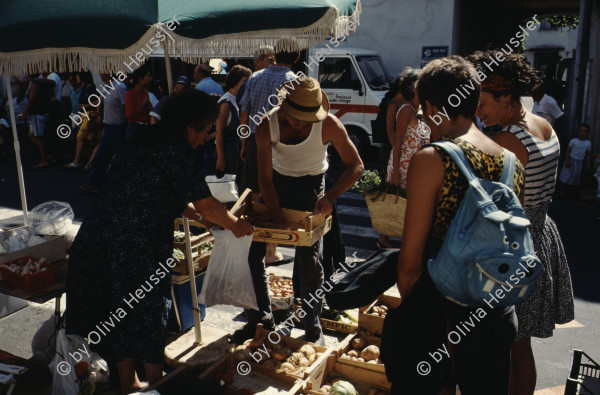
[231,77,364,344]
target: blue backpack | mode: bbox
[427,141,542,308]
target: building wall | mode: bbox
[523,21,579,64]
[344,0,455,77]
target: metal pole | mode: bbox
[183,217,202,345]
[163,40,174,95]
[4,76,28,224]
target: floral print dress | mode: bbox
[386,104,430,190]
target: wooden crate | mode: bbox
[358,294,400,336]
[245,327,335,382]
[319,317,358,334]
[298,354,390,394]
[336,332,387,376]
[231,189,332,247]
[173,219,214,275]
[292,305,359,335]
[199,353,304,394]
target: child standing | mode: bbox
[559,124,591,198]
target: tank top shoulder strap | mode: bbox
[504,124,531,143]
[268,107,280,144]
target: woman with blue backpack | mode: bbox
[380,56,527,394]
[468,50,575,395]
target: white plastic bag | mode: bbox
[29,201,74,236]
[48,329,79,395]
[199,227,257,309]
[205,174,239,203]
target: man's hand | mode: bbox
[565,159,571,168]
[17,114,25,121]
[274,216,291,230]
[314,195,334,216]
[216,157,226,172]
[232,218,254,238]
[240,143,246,161]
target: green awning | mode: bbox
[0,0,361,75]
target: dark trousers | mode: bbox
[125,123,147,144]
[241,134,259,193]
[245,171,325,337]
[87,123,127,189]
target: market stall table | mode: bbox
[0,258,67,391]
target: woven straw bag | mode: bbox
[365,187,407,238]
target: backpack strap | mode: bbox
[499,149,517,189]
[430,141,477,182]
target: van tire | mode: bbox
[346,126,370,158]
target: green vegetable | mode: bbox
[173,231,186,242]
[200,242,213,254]
[329,381,358,395]
[173,249,184,260]
[352,170,407,200]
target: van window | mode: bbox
[356,55,391,91]
[318,58,358,90]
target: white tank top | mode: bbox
[268,108,329,177]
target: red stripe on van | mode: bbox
[329,104,379,118]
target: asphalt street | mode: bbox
[0,142,598,392]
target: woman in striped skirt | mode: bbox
[468,51,575,395]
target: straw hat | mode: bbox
[279,77,330,123]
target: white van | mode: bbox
[146,45,392,154]
[304,46,392,155]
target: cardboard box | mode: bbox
[0,236,65,266]
[230,190,332,247]
[268,274,295,311]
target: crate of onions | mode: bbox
[268,275,295,311]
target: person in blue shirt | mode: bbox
[193,64,224,96]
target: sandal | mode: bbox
[64,162,81,168]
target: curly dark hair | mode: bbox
[467,50,541,99]
[398,67,420,100]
